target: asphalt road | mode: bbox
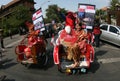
[0,34,120,81]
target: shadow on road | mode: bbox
[3,79,15,81]
[95,50,108,56]
[0,58,17,69]
[89,61,100,73]
[88,49,108,73]
[22,48,55,70]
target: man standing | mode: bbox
[0,29,5,50]
[93,23,101,47]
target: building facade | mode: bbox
[0,0,36,20]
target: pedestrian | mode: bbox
[8,29,12,39]
[0,29,5,50]
[93,23,101,47]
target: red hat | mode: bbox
[65,11,76,29]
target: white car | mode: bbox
[100,24,120,46]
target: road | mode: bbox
[0,34,120,81]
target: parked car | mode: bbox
[100,24,120,46]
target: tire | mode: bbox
[37,53,48,66]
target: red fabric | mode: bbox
[24,47,31,57]
[65,12,76,29]
[53,46,59,64]
[93,27,101,35]
[28,36,38,46]
[59,29,77,45]
[18,45,27,53]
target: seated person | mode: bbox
[65,23,88,68]
[75,23,88,54]
[56,25,77,47]
[56,26,81,68]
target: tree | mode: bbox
[1,5,32,36]
[109,0,120,10]
[45,4,67,23]
[7,5,32,28]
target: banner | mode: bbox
[32,9,45,31]
[78,3,96,29]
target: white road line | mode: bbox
[98,57,120,64]
[5,39,22,48]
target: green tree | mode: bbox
[109,0,120,10]
[1,5,32,36]
[45,4,67,23]
[7,5,32,28]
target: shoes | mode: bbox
[0,75,6,81]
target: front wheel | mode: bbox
[37,53,48,66]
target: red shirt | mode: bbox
[59,29,77,45]
[93,26,101,35]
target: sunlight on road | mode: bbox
[98,57,120,64]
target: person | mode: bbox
[75,23,88,43]
[67,22,88,68]
[0,29,5,50]
[55,26,81,68]
[93,23,101,47]
[0,75,6,81]
[56,25,77,47]
[57,7,79,29]
[8,29,12,39]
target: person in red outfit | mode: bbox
[93,23,101,47]
[57,7,79,29]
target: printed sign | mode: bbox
[32,9,45,31]
[78,3,96,29]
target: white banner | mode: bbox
[32,9,45,31]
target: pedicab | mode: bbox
[51,27,95,74]
[15,27,48,67]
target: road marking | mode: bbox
[98,57,120,64]
[5,39,22,48]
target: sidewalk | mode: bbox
[3,34,24,48]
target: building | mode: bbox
[0,0,36,21]
[100,5,120,26]
[0,0,36,35]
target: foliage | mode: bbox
[109,0,120,10]
[7,5,32,27]
[1,5,32,36]
[45,4,67,23]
